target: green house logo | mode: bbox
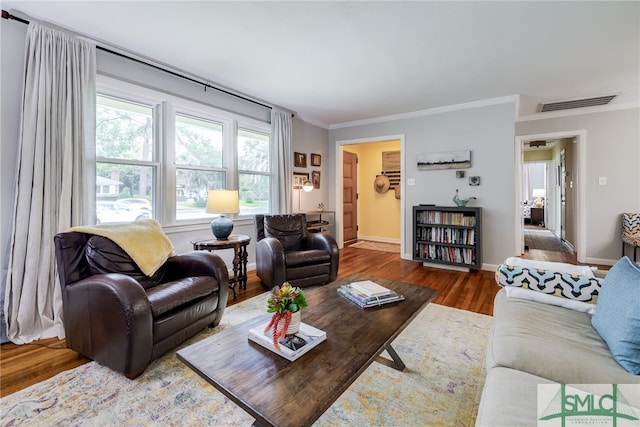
[538,384,640,426]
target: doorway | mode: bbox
[334,135,406,256]
[515,131,586,263]
[343,150,358,242]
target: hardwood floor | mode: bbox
[0,243,587,398]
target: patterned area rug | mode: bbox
[1,293,493,426]
[350,240,401,253]
[524,228,571,253]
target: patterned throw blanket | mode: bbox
[68,219,175,276]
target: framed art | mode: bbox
[311,153,321,166]
[469,176,480,186]
[417,150,471,170]
[293,172,309,189]
[294,152,307,168]
[311,170,321,189]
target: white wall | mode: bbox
[516,108,640,264]
[292,119,330,213]
[328,102,517,269]
[1,18,28,342]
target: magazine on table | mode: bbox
[338,284,405,308]
[248,322,326,361]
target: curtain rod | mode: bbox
[2,9,288,114]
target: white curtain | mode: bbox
[271,110,293,214]
[4,22,96,344]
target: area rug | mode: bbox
[350,240,401,253]
[1,293,493,426]
[524,228,571,253]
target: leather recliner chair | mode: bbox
[254,214,339,289]
[53,231,229,379]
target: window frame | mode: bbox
[95,75,272,229]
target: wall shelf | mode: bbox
[305,210,334,236]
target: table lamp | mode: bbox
[296,180,314,211]
[532,188,546,208]
[206,190,239,240]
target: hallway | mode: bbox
[524,225,571,254]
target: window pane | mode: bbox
[175,114,223,167]
[96,163,154,224]
[239,173,269,215]
[238,129,270,173]
[96,95,153,161]
[176,169,225,220]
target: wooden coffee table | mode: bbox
[177,273,437,427]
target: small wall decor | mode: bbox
[311,170,321,189]
[311,153,321,166]
[456,170,465,178]
[469,176,480,186]
[382,150,401,189]
[382,151,400,170]
[293,172,309,189]
[294,152,307,168]
[453,189,476,207]
[417,150,471,170]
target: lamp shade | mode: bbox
[302,180,314,192]
[206,190,239,214]
[532,189,546,199]
[532,188,546,208]
[206,190,239,240]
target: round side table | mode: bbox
[191,234,251,300]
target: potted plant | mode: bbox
[264,282,308,350]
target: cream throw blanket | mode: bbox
[68,219,175,276]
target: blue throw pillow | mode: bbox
[591,257,640,374]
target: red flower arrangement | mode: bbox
[263,282,308,350]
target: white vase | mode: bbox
[275,310,301,335]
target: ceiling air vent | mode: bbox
[538,94,618,112]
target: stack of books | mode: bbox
[337,280,404,309]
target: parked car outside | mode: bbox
[117,198,152,212]
[96,201,149,224]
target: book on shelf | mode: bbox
[337,284,405,309]
[349,280,392,297]
[248,321,326,361]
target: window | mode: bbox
[95,95,157,224]
[174,113,226,221]
[95,78,271,227]
[237,128,270,216]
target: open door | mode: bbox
[343,150,358,242]
[559,149,567,241]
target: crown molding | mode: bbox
[328,95,519,130]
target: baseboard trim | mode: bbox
[357,236,401,244]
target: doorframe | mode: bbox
[514,130,587,262]
[334,134,406,256]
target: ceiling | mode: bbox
[3,1,639,128]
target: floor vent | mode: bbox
[538,94,618,112]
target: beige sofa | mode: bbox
[476,257,640,426]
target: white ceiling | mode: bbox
[3,1,639,128]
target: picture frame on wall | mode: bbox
[417,150,471,170]
[294,152,307,168]
[311,153,321,166]
[293,172,309,189]
[312,170,321,189]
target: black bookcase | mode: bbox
[413,205,482,269]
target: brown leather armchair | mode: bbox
[255,214,339,288]
[53,231,228,379]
